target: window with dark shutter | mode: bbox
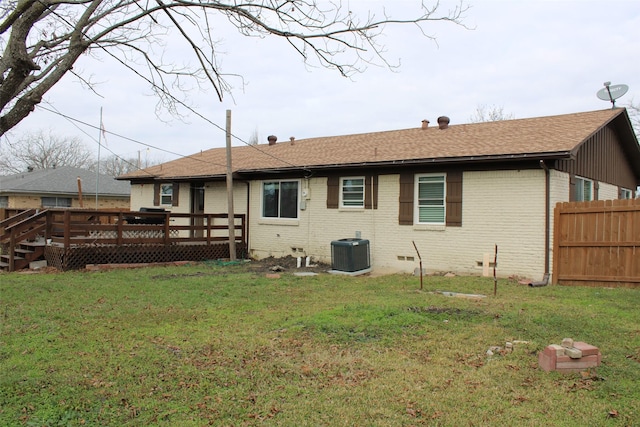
[569,175,577,202]
[153,183,160,206]
[398,173,414,225]
[398,171,463,226]
[327,176,339,209]
[446,171,463,226]
[172,183,180,207]
[327,175,378,209]
[364,175,378,209]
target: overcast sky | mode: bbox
[6,0,640,164]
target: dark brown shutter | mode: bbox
[364,175,378,209]
[593,181,599,201]
[398,173,414,225]
[153,183,160,206]
[446,171,463,227]
[327,176,339,209]
[172,183,180,206]
[569,175,576,201]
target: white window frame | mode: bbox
[620,188,633,200]
[41,197,72,208]
[261,180,300,219]
[415,173,446,225]
[160,184,173,205]
[340,177,365,208]
[575,177,593,202]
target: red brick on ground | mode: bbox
[572,342,600,357]
[538,342,601,373]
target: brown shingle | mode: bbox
[121,109,623,180]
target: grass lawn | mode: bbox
[1,263,639,426]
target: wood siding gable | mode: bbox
[558,125,637,191]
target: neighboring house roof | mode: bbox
[0,166,131,197]
[120,108,640,181]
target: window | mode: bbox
[160,184,173,205]
[340,177,365,208]
[415,174,445,224]
[327,175,378,209]
[41,197,71,208]
[575,177,593,202]
[620,188,633,199]
[262,180,299,219]
[0,196,7,208]
[399,171,462,226]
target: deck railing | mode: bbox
[1,208,246,270]
[45,209,246,247]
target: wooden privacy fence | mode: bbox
[553,198,640,288]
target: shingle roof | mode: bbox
[120,108,637,181]
[0,166,130,196]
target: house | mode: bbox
[0,166,131,210]
[119,108,640,279]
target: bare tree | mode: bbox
[0,129,94,174]
[99,155,139,177]
[624,100,640,198]
[0,1,466,136]
[248,128,260,146]
[98,151,164,176]
[469,104,514,123]
[626,99,640,138]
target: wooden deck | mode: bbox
[1,208,247,271]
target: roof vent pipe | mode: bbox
[437,116,450,129]
[289,136,295,145]
[421,120,430,130]
[267,135,277,145]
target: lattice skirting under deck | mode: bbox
[45,243,248,271]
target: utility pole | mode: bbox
[96,107,103,209]
[226,110,236,261]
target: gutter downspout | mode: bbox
[530,160,550,287]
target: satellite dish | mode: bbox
[596,82,629,108]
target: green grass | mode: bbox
[1,264,639,426]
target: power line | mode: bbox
[38,104,228,170]
[33,0,309,173]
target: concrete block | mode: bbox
[482,253,491,277]
[564,347,583,359]
[561,338,574,348]
[30,260,47,270]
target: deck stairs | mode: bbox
[0,209,48,272]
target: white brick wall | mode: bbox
[248,178,378,260]
[598,182,619,200]
[130,169,619,279]
[130,183,154,211]
[130,182,248,214]
[248,170,552,279]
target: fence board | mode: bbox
[553,198,640,288]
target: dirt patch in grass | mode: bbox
[243,255,331,274]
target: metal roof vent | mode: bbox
[267,135,277,145]
[437,116,450,129]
